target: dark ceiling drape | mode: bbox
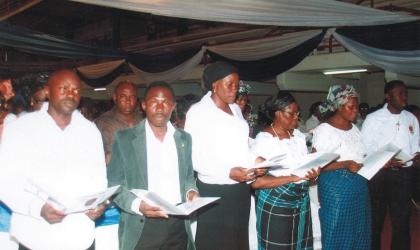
[206,30,326,81]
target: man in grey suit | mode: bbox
[107,81,199,250]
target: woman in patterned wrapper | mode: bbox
[312,85,371,250]
[250,90,320,250]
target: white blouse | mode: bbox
[185,91,256,185]
[251,129,308,177]
[312,123,366,162]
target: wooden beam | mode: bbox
[0,0,43,21]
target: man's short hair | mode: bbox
[115,80,137,94]
[384,80,405,95]
[144,81,175,100]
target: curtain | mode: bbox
[336,21,420,51]
[207,30,322,61]
[77,59,126,79]
[128,47,202,73]
[129,47,206,84]
[207,30,326,81]
[331,25,420,76]
[0,22,137,59]
[76,62,127,87]
[72,0,417,26]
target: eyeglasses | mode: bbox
[280,110,300,117]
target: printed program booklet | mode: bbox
[24,181,120,213]
[131,189,220,216]
[357,142,406,180]
[250,154,288,169]
[290,152,340,178]
[378,142,412,163]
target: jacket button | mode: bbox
[140,219,144,223]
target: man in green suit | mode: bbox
[107,81,199,250]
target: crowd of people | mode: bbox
[0,61,419,250]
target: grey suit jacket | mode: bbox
[107,120,197,250]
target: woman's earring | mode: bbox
[214,87,217,94]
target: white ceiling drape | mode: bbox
[129,47,206,84]
[71,0,417,27]
[331,29,420,76]
[77,29,323,85]
[207,30,323,61]
[77,59,125,79]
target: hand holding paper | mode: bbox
[41,203,66,224]
[140,200,168,219]
[290,153,339,178]
[85,203,106,221]
[131,189,219,216]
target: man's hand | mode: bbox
[40,203,67,224]
[390,158,406,168]
[229,167,258,182]
[411,153,420,167]
[85,203,106,220]
[343,160,364,173]
[187,190,200,202]
[139,201,168,219]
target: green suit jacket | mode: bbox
[107,120,197,250]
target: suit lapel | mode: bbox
[132,120,148,189]
[174,129,186,194]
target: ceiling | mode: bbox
[0,0,419,75]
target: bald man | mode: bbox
[0,69,107,249]
[95,81,143,165]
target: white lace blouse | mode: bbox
[312,123,366,162]
[251,129,308,177]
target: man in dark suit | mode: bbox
[107,81,199,250]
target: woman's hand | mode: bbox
[254,156,268,176]
[343,160,364,173]
[304,166,321,180]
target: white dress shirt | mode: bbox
[361,103,420,164]
[0,103,107,250]
[305,114,320,132]
[184,91,257,185]
[131,120,184,214]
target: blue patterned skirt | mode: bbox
[256,181,313,250]
[318,169,371,250]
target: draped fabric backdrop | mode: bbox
[76,60,127,87]
[71,0,417,26]
[0,2,419,85]
[128,47,206,84]
[331,21,420,76]
[207,30,327,81]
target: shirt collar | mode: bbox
[383,103,405,117]
[40,102,84,130]
[145,118,175,142]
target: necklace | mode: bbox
[271,123,292,139]
[393,114,400,131]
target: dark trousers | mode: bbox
[195,179,251,250]
[134,216,188,250]
[368,168,414,250]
